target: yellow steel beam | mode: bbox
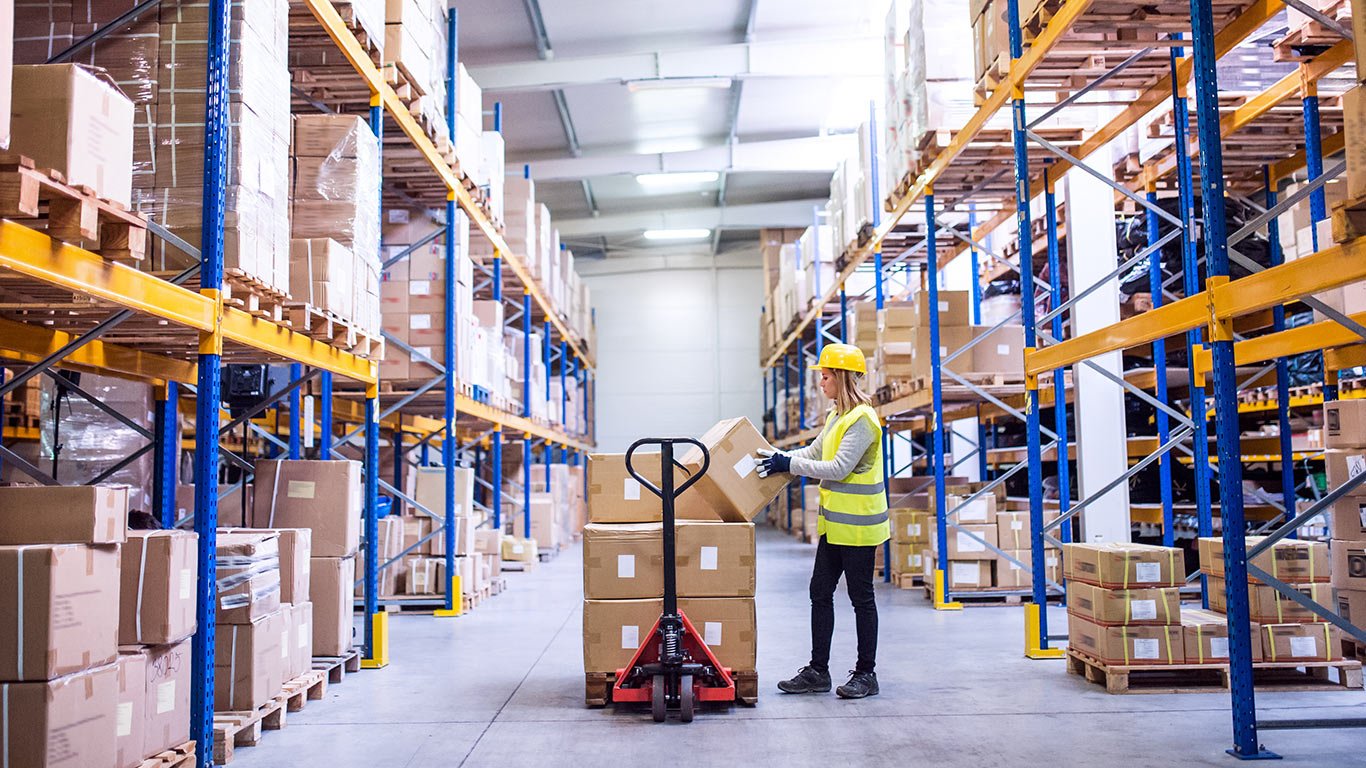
[1027,294,1207,375]
[1209,239,1366,321]
[1217,311,1366,372]
[1270,131,1345,183]
[0,317,196,385]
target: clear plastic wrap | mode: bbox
[37,373,154,513]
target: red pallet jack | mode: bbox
[613,437,735,722]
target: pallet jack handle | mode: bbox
[624,437,707,618]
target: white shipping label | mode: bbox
[996,344,1010,355]
[287,480,317,499]
[512,544,524,554]
[906,554,915,568]
[623,478,641,501]
[156,681,176,714]
[955,531,986,552]
[1134,562,1162,583]
[700,546,719,571]
[621,625,640,650]
[409,280,431,295]
[1045,556,1058,567]
[299,625,310,649]
[179,568,193,600]
[939,345,948,356]
[704,621,723,646]
[409,314,432,330]
[116,702,133,737]
[617,554,636,579]
[937,300,948,312]
[1347,454,1366,478]
[951,562,981,585]
[907,523,921,538]
[1011,520,1024,531]
[1132,638,1160,660]
[1209,637,1230,659]
[959,499,990,522]
[1130,599,1158,621]
[733,454,757,479]
[912,554,923,568]
[1289,636,1318,657]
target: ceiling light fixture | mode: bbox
[635,171,720,187]
[624,76,734,92]
[643,228,712,241]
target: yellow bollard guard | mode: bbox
[932,569,962,611]
[1024,602,1065,659]
[361,611,390,669]
[434,575,464,617]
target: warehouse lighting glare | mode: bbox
[643,228,712,241]
[635,171,720,187]
[625,76,734,92]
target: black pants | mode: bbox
[809,535,879,674]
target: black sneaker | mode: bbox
[836,671,879,699]
[776,665,832,694]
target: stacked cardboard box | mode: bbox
[1064,542,1186,666]
[1324,399,1366,655]
[379,207,473,382]
[890,505,931,579]
[399,465,490,601]
[922,481,1059,590]
[385,0,453,147]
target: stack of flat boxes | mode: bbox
[211,530,288,712]
[582,418,788,687]
[889,505,931,580]
[512,463,587,553]
[1323,399,1366,658]
[1065,543,1186,666]
[384,0,452,147]
[220,528,313,687]
[1199,536,1340,664]
[923,478,1055,591]
[994,507,1062,589]
[378,208,473,382]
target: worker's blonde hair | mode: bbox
[829,368,872,415]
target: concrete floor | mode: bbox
[234,526,1365,767]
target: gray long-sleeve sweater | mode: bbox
[787,411,879,483]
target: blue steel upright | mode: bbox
[319,371,333,459]
[523,292,533,537]
[154,383,178,528]
[1264,168,1296,521]
[1187,0,1272,758]
[288,363,302,459]
[926,193,952,588]
[441,5,460,613]
[1146,190,1174,546]
[363,97,383,658]
[491,253,505,531]
[191,0,229,757]
[1043,175,1070,545]
[868,100,891,582]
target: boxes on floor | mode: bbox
[944,559,993,589]
[0,543,120,681]
[677,597,757,671]
[1262,623,1343,662]
[680,417,790,523]
[582,598,662,674]
[1182,607,1263,664]
[1197,536,1329,584]
[513,491,560,551]
[140,639,193,757]
[995,548,1061,589]
[890,541,924,575]
[214,609,288,711]
[251,460,362,557]
[0,484,128,544]
[1068,614,1185,665]
[1205,575,1333,624]
[2,662,119,767]
[502,536,538,564]
[1066,582,1181,626]
[214,531,281,624]
[310,556,356,656]
[1062,542,1183,589]
[890,509,930,544]
[120,530,198,645]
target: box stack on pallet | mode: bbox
[379,208,472,380]
[1065,543,1186,674]
[1325,400,1366,660]
[0,486,199,766]
[582,418,786,706]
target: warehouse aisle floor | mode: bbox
[234,526,1364,767]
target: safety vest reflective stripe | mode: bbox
[820,507,889,526]
[819,479,885,495]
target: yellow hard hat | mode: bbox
[812,343,867,374]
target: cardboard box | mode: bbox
[587,452,718,524]
[1324,399,1366,449]
[513,492,561,551]
[502,536,538,564]
[1332,496,1366,542]
[120,530,198,645]
[251,460,362,557]
[0,543,119,680]
[675,521,756,598]
[582,598,663,674]
[1324,448,1366,499]
[1063,542,1183,588]
[582,523,663,599]
[890,541,924,575]
[945,559,993,588]
[890,509,930,543]
[141,639,192,757]
[1068,614,1185,665]
[908,325,974,379]
[1182,607,1263,664]
[410,466,477,552]
[1332,539,1366,591]
[0,485,128,544]
[1198,536,1330,584]
[1,662,118,767]
[995,548,1061,589]
[914,290,971,328]
[274,528,310,605]
[970,324,1024,374]
[1345,85,1366,201]
[938,523,997,560]
[215,531,281,624]
[1066,581,1181,626]
[309,556,355,656]
[1205,575,1333,624]
[115,650,146,768]
[996,510,1037,549]
[947,493,996,524]
[214,609,287,711]
[1262,623,1342,662]
[677,597,757,672]
[286,601,313,680]
[680,417,790,523]
[10,64,135,207]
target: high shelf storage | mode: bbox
[759,0,1365,757]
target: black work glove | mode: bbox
[755,449,791,478]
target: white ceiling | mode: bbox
[451,0,886,259]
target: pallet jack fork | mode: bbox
[612,437,736,722]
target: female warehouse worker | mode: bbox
[756,342,889,699]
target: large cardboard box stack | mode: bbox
[379,207,473,382]
[1064,542,1185,665]
[222,527,312,682]
[212,530,287,711]
[1323,399,1366,657]
[400,465,481,600]
[0,485,128,766]
[385,0,453,148]
[252,460,361,656]
[890,507,930,579]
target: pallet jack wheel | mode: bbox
[651,675,666,722]
[679,675,694,723]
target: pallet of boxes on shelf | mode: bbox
[923,476,1059,600]
[582,418,785,707]
[1323,398,1366,661]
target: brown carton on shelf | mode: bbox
[0,485,128,544]
[142,639,192,757]
[946,493,996,524]
[286,602,313,680]
[1,662,118,767]
[937,523,997,560]
[1323,399,1366,449]
[215,531,281,625]
[1205,575,1333,624]
[1197,536,1330,584]
[890,509,930,544]
[513,492,561,552]
[675,521,756,598]
[1332,496,1366,542]
[994,509,1060,549]
[680,417,789,523]
[115,650,146,768]
[890,541,924,575]
[310,556,356,656]
[945,559,993,589]
[587,452,716,523]
[213,609,287,711]
[582,598,664,674]
[1068,614,1185,666]
[1331,539,1366,591]
[582,523,663,600]
[994,548,1061,589]
[0,543,119,680]
[251,459,362,557]
[913,289,971,328]
[1262,623,1342,663]
[1066,581,1181,627]
[120,530,198,645]
[677,596,758,672]
[1062,542,1182,589]
[1182,607,1263,664]
[1324,448,1366,499]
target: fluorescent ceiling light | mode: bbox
[625,76,734,92]
[643,228,711,241]
[635,171,720,187]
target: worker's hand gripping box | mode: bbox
[681,417,789,523]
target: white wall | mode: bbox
[582,253,763,452]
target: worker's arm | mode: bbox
[784,418,831,462]
[787,418,878,482]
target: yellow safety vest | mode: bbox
[816,404,890,547]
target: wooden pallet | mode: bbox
[1066,649,1364,694]
[286,302,384,359]
[1272,0,1351,61]
[1330,194,1366,245]
[313,647,363,685]
[279,669,328,712]
[0,153,148,262]
[136,741,195,768]
[213,698,286,765]
[585,669,759,707]
[489,576,509,596]
[223,269,289,323]
[892,572,923,590]
[462,585,491,611]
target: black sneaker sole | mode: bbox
[835,686,879,699]
[776,683,832,694]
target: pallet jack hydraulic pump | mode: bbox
[612,437,736,722]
